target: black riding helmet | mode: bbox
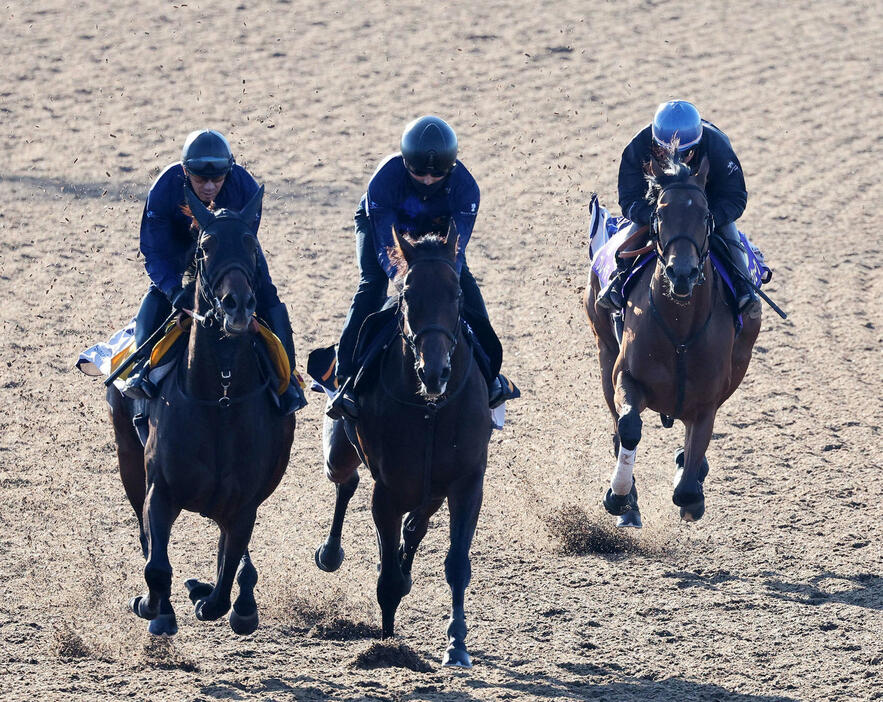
[181,130,235,178]
[400,116,458,177]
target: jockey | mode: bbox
[597,100,760,316]
[123,129,306,414]
[327,115,518,420]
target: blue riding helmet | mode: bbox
[652,101,703,151]
[181,129,235,178]
[401,115,458,177]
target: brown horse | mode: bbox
[315,225,492,667]
[584,151,760,524]
[107,186,295,635]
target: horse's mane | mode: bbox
[389,234,452,286]
[645,140,694,205]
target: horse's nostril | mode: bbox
[246,294,256,311]
[440,366,451,382]
[665,265,675,279]
[690,266,701,281]
[222,295,238,313]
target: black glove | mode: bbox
[168,283,194,311]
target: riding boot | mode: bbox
[264,302,308,415]
[488,372,521,409]
[597,256,631,311]
[122,287,171,400]
[717,222,760,316]
[326,375,359,421]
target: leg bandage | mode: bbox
[611,446,637,496]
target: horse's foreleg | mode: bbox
[673,407,717,521]
[399,497,445,596]
[194,510,256,623]
[597,341,621,457]
[130,479,180,635]
[442,470,484,668]
[229,549,259,635]
[603,371,645,526]
[371,482,405,639]
[316,416,361,572]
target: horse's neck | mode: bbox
[650,260,715,337]
[183,290,258,400]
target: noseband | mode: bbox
[650,182,713,269]
[399,256,463,355]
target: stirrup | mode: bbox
[278,379,308,415]
[122,360,156,400]
[489,373,520,409]
[326,382,358,420]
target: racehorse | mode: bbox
[315,225,492,667]
[584,150,760,524]
[107,186,295,635]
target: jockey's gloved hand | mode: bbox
[168,283,195,311]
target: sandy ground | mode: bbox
[1,1,882,700]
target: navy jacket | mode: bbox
[139,163,266,298]
[618,121,747,228]
[361,155,480,278]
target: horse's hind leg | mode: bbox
[316,416,361,572]
[399,498,445,596]
[603,371,645,527]
[130,479,180,635]
[371,482,406,638]
[193,510,256,623]
[442,469,485,668]
[108,392,148,558]
[673,408,717,521]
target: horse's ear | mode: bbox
[648,157,664,180]
[444,219,459,259]
[240,184,264,226]
[185,187,215,230]
[695,155,710,188]
[392,225,416,262]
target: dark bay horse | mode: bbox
[584,152,760,524]
[315,226,492,667]
[107,186,295,635]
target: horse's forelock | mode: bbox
[390,234,451,285]
[645,147,695,204]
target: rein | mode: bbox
[650,182,712,269]
[648,276,717,419]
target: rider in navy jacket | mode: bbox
[327,115,516,420]
[599,101,759,315]
[125,129,304,413]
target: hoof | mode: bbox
[148,612,178,636]
[443,645,472,668]
[314,542,345,573]
[195,597,230,622]
[129,595,157,621]
[679,500,706,522]
[229,605,259,636]
[184,579,214,605]
[616,508,643,528]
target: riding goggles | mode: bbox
[184,156,233,177]
[405,161,454,179]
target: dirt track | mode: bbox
[1,1,882,700]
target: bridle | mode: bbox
[191,218,258,329]
[399,256,463,357]
[649,181,713,276]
